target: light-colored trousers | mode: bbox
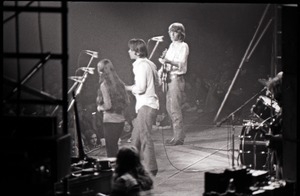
[166,75,185,142]
[132,105,158,175]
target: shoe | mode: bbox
[150,169,158,177]
[165,138,175,144]
[165,139,184,146]
[152,125,158,130]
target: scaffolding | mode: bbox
[2,2,70,194]
[2,1,69,135]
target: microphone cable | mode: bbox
[160,125,232,173]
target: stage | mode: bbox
[81,108,296,196]
[151,123,238,196]
[89,111,272,196]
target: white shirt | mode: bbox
[131,58,159,113]
[165,41,189,75]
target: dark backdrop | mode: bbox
[3,2,275,121]
[67,2,273,119]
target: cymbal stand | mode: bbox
[231,114,236,168]
[216,112,237,169]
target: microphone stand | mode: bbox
[51,53,96,125]
[213,4,271,123]
[72,91,87,161]
[68,55,96,111]
[216,87,266,127]
[149,40,161,60]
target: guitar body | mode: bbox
[161,63,169,93]
[160,49,169,93]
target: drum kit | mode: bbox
[238,84,281,171]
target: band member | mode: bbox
[97,59,129,158]
[125,38,159,176]
[158,22,189,146]
[260,71,283,179]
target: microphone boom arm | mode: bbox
[213,4,271,123]
[67,54,96,111]
[216,87,266,126]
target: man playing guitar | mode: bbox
[157,22,189,146]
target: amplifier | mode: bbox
[55,170,113,195]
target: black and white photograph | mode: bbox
[1,1,298,196]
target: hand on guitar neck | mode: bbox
[158,48,168,66]
[158,49,175,92]
[158,49,178,70]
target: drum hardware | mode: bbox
[215,88,267,169]
[239,135,252,139]
[239,149,251,154]
[213,5,275,170]
[239,121,269,170]
[253,133,258,169]
[251,95,280,121]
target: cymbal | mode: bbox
[258,72,283,87]
[258,78,270,87]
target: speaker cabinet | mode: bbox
[1,134,71,195]
[204,168,252,195]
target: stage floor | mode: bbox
[89,111,249,196]
[148,123,242,196]
[73,109,296,196]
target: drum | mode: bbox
[239,121,269,170]
[251,96,280,120]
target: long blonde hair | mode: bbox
[97,59,129,114]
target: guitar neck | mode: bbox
[162,61,179,69]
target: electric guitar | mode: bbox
[160,49,169,92]
[159,49,180,92]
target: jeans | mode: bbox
[132,106,158,175]
[103,122,124,157]
[166,75,185,142]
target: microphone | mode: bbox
[150,36,164,42]
[85,50,98,58]
[78,67,95,74]
[69,76,84,83]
